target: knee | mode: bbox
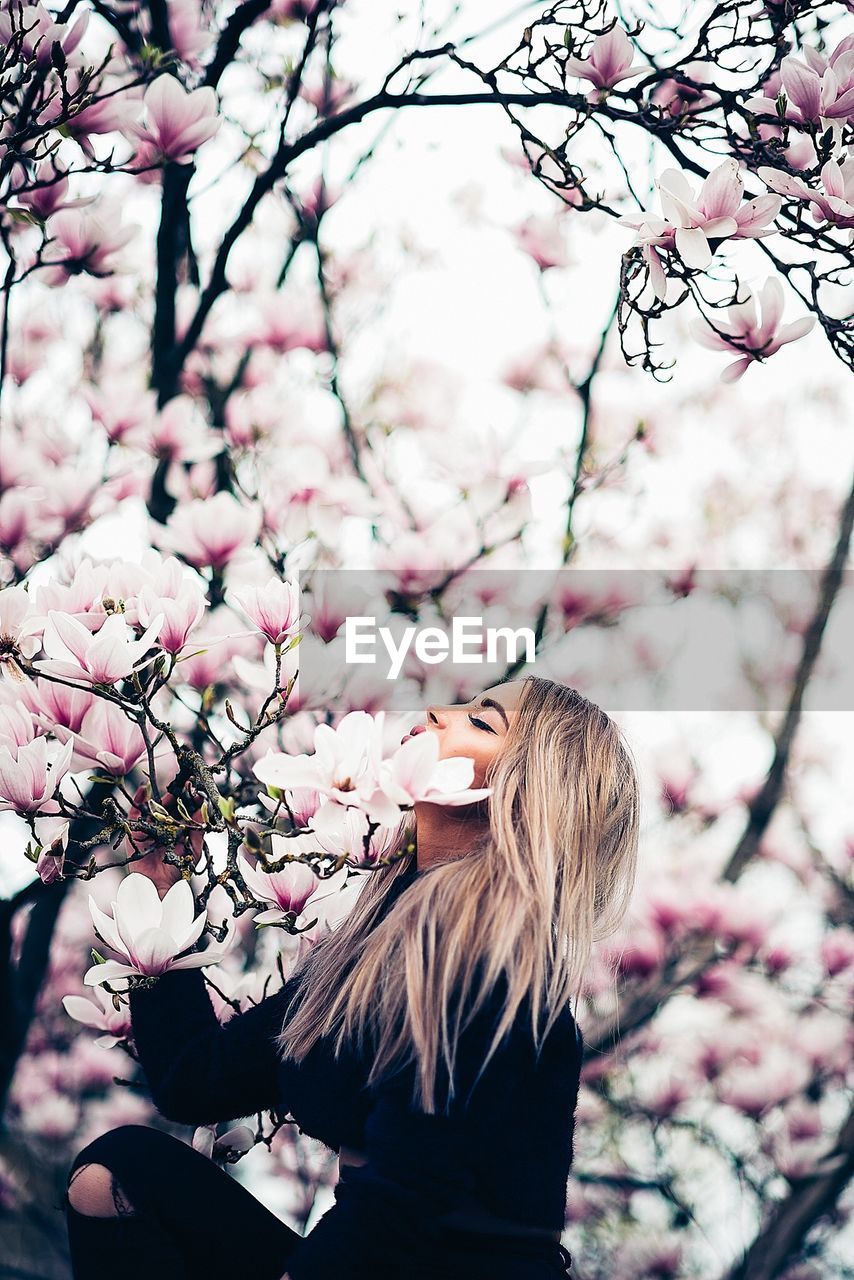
[66,1123,165,1211]
[66,1162,125,1217]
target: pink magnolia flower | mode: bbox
[745,40,854,151]
[0,736,74,812]
[655,160,781,266]
[128,76,221,165]
[167,0,214,66]
[237,848,319,925]
[137,577,207,655]
[778,45,854,123]
[690,277,816,382]
[62,986,134,1048]
[618,160,781,297]
[26,676,96,734]
[191,1124,255,1163]
[84,875,232,989]
[0,703,37,751]
[63,701,148,776]
[41,207,138,284]
[64,92,142,153]
[33,810,70,883]
[758,157,854,232]
[564,26,647,102]
[649,63,719,118]
[159,491,261,570]
[367,730,493,827]
[0,3,90,66]
[310,801,409,868]
[13,161,97,221]
[36,610,165,685]
[230,576,302,646]
[254,710,386,809]
[0,585,42,676]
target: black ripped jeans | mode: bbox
[64,1124,300,1280]
[64,1124,576,1279]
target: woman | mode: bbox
[64,675,640,1279]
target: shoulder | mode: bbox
[449,974,582,1091]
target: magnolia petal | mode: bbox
[131,926,182,973]
[757,167,811,200]
[159,878,197,942]
[113,873,164,953]
[776,315,816,345]
[88,897,128,958]
[252,908,289,925]
[675,226,712,268]
[170,908,208,956]
[83,959,140,987]
[720,355,754,383]
[61,995,106,1028]
[698,159,742,220]
[420,787,493,807]
[168,948,230,970]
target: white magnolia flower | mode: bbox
[62,985,133,1048]
[84,874,232,989]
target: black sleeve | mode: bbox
[128,965,295,1126]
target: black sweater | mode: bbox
[128,862,584,1277]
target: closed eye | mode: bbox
[468,714,495,733]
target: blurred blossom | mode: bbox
[649,63,718,117]
[40,206,138,284]
[159,491,262,570]
[819,927,854,977]
[513,214,571,271]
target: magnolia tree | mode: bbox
[0,1,852,1278]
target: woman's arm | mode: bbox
[125,855,296,1125]
[128,965,295,1125]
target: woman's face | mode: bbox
[407,680,524,789]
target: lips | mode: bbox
[400,724,427,745]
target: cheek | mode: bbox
[471,740,500,784]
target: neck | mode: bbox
[413,803,488,871]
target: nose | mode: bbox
[426,705,445,727]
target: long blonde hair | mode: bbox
[275,676,641,1113]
